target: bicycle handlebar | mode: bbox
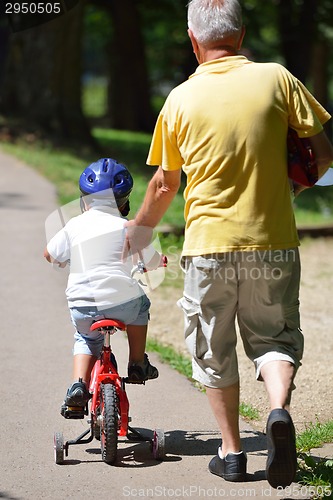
[131,255,167,278]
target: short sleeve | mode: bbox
[147,100,184,171]
[47,228,71,263]
[288,77,331,138]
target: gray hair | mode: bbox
[187,0,243,46]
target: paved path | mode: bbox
[0,149,320,499]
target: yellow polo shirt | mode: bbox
[147,56,331,254]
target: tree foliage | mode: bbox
[0,0,333,140]
[242,0,333,109]
[0,2,92,144]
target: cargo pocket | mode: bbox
[177,295,207,359]
[192,256,219,274]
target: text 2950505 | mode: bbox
[5,2,62,14]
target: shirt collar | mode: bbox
[189,55,250,79]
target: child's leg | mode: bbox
[126,323,158,382]
[62,354,95,412]
[72,353,97,386]
[126,324,147,364]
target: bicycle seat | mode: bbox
[90,319,126,332]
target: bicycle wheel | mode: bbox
[152,428,165,460]
[100,383,118,464]
[54,432,64,464]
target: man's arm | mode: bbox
[123,167,181,257]
[309,129,333,178]
[135,166,182,228]
[294,129,333,196]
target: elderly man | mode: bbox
[128,0,333,488]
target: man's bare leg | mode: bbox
[260,360,295,410]
[206,381,242,456]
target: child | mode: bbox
[44,158,161,418]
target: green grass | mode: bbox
[297,455,333,499]
[239,403,259,421]
[295,422,333,498]
[1,127,333,228]
[82,78,107,118]
[294,185,333,226]
[146,338,193,379]
[297,421,333,453]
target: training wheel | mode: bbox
[54,432,65,464]
[152,428,165,460]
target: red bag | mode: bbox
[287,128,318,186]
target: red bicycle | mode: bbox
[53,318,165,465]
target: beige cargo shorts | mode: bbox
[177,249,304,389]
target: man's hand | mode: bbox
[309,130,333,179]
[122,221,154,262]
[292,183,309,197]
[122,167,181,261]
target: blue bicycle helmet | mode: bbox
[79,158,133,211]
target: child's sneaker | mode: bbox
[127,353,159,383]
[60,378,90,419]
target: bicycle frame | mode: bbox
[89,321,129,437]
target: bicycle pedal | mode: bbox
[61,404,87,419]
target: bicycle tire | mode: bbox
[54,432,64,465]
[152,429,165,460]
[100,383,118,464]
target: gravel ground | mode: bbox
[148,237,333,433]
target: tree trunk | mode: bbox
[0,16,11,93]
[277,0,317,83]
[106,0,155,132]
[311,40,329,107]
[311,39,332,138]
[1,2,93,145]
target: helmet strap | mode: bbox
[80,195,88,213]
[119,200,130,217]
